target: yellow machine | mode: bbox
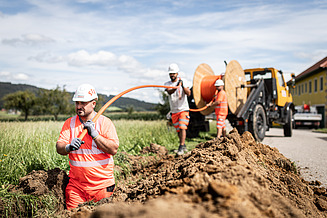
[244,68,293,107]
[188,61,295,141]
[228,67,295,141]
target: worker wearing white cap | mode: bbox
[56,84,119,210]
[164,63,191,155]
[207,79,228,138]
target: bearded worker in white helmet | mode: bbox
[164,63,191,155]
[207,79,228,138]
[56,84,119,210]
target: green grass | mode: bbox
[0,187,58,217]
[0,111,162,122]
[105,106,123,112]
[0,121,68,185]
[313,128,327,133]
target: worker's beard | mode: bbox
[76,108,85,117]
[170,75,177,82]
[76,108,92,118]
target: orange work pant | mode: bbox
[65,183,115,210]
[216,114,227,129]
[171,111,189,132]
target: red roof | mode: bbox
[321,60,327,68]
[296,56,327,80]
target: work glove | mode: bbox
[65,138,84,152]
[84,120,99,139]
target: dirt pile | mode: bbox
[103,129,327,218]
[3,129,327,217]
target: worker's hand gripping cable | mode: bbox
[176,78,183,100]
[191,89,218,112]
[84,120,99,140]
[65,138,85,152]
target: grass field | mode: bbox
[0,119,216,186]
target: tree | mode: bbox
[126,105,134,115]
[3,90,36,120]
[95,95,105,112]
[37,86,74,120]
[155,91,170,116]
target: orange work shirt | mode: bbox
[57,115,119,191]
[215,90,228,116]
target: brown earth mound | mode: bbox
[3,129,327,217]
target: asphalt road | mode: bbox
[262,128,327,188]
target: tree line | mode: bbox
[2,87,170,121]
[2,86,75,120]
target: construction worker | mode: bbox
[56,84,119,210]
[164,63,191,155]
[207,79,228,138]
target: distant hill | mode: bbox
[103,95,156,111]
[0,82,157,111]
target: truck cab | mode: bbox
[230,67,294,141]
[244,68,293,107]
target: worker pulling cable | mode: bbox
[78,84,217,140]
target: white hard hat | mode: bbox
[168,63,179,74]
[72,84,98,102]
[215,79,224,86]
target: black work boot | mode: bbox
[182,144,187,152]
[176,145,184,156]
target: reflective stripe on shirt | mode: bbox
[70,156,114,167]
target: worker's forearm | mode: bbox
[183,87,191,96]
[94,135,119,155]
[166,88,176,95]
[56,142,69,155]
[208,101,219,107]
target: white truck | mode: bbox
[293,105,322,129]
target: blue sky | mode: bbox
[0,0,326,103]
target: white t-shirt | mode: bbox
[164,80,190,113]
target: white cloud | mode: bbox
[31,49,149,75]
[76,0,102,3]
[0,71,11,77]
[28,52,64,63]
[13,73,29,80]
[0,71,29,81]
[2,34,55,46]
[66,50,117,67]
[0,0,327,103]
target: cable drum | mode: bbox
[193,63,221,116]
[224,60,247,115]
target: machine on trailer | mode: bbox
[187,60,295,141]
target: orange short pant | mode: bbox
[171,111,190,132]
[216,114,227,129]
[65,182,115,210]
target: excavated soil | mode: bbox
[3,129,327,217]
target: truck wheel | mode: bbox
[251,104,266,142]
[283,110,292,137]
